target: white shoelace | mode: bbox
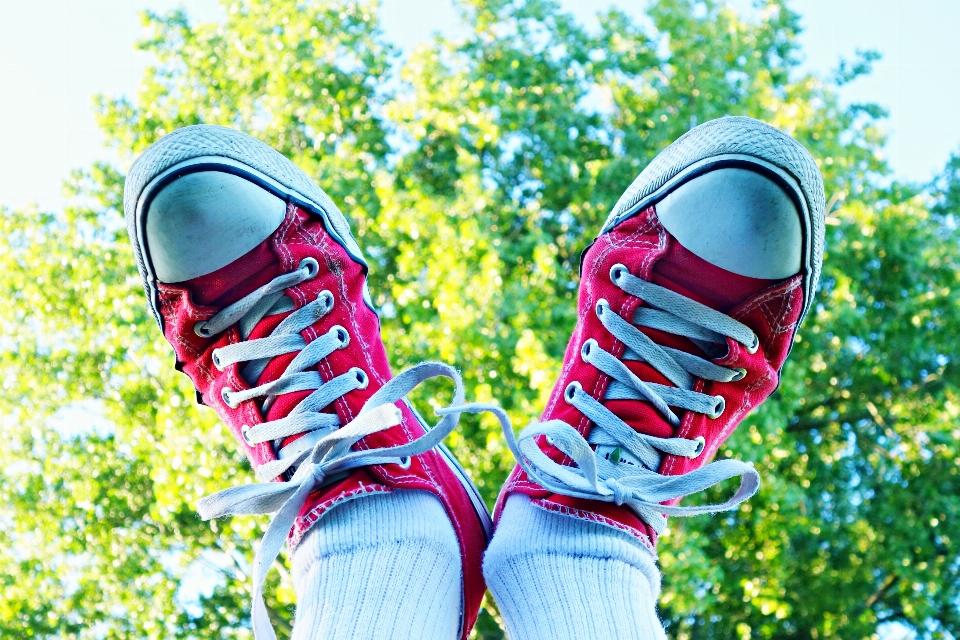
[501,263,761,533]
[192,258,500,640]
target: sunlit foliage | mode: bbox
[2,1,959,637]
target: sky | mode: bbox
[0,0,958,215]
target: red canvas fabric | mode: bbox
[156,203,487,639]
[496,205,805,553]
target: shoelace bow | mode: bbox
[192,258,500,640]
[502,263,761,533]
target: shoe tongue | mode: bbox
[650,239,776,313]
[184,238,282,308]
[602,235,777,445]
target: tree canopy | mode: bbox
[2,1,959,638]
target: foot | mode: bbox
[487,116,826,637]
[123,125,492,640]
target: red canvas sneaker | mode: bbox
[123,125,492,640]
[496,116,825,553]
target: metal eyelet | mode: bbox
[317,290,335,313]
[398,456,412,469]
[746,334,760,354]
[299,257,321,279]
[194,322,214,338]
[221,387,237,409]
[351,367,369,389]
[595,298,609,317]
[581,339,598,361]
[609,263,629,283]
[241,425,254,445]
[330,325,350,348]
[732,367,747,382]
[212,349,225,372]
[692,436,706,457]
[708,395,725,419]
[564,381,582,403]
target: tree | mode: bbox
[1,0,959,637]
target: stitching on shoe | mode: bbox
[761,284,801,340]
[286,208,359,428]
[320,234,358,424]
[158,287,204,362]
[288,483,391,549]
[733,275,800,319]
[294,206,431,490]
[276,202,297,275]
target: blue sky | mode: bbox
[0,0,958,215]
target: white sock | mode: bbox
[291,490,462,640]
[484,495,667,640]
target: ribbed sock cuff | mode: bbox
[291,490,462,640]
[484,495,666,640]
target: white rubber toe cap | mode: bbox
[145,171,286,283]
[655,167,802,279]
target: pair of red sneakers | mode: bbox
[123,117,824,639]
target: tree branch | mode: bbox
[866,573,899,610]
[265,601,294,637]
